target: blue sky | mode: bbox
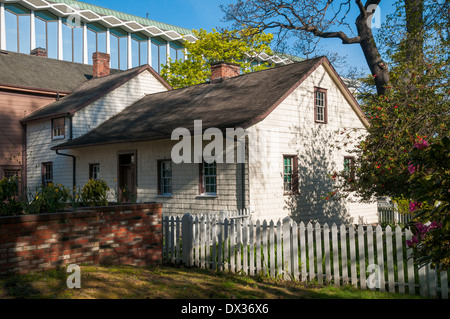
[86,0,396,75]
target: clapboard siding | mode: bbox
[71,138,249,216]
[72,70,168,139]
[247,64,377,224]
[25,69,168,192]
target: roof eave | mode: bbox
[21,64,172,123]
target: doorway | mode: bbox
[118,151,136,203]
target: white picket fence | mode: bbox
[378,206,413,225]
[162,213,449,299]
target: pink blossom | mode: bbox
[409,201,422,212]
[406,236,420,248]
[413,139,429,149]
[407,162,416,174]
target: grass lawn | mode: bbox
[0,264,427,299]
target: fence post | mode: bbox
[282,217,292,280]
[182,213,193,267]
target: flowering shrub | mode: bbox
[406,136,449,270]
[406,221,441,247]
[31,183,71,214]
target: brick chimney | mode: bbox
[92,52,110,78]
[210,62,240,83]
[30,47,47,57]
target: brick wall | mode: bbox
[0,203,162,275]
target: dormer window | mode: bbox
[52,117,65,139]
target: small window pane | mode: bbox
[52,117,65,139]
[42,162,53,186]
[5,10,18,52]
[18,15,30,54]
[35,17,46,50]
[160,160,172,195]
[89,164,100,180]
[203,161,217,194]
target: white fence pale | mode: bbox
[378,206,413,225]
[163,214,449,299]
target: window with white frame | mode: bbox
[314,87,327,123]
[51,117,65,139]
[158,160,172,196]
[283,155,298,195]
[200,161,217,195]
[89,164,100,180]
[42,162,53,186]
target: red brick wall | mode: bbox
[0,203,162,275]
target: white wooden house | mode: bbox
[22,53,378,225]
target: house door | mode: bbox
[118,152,136,202]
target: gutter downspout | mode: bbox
[54,114,76,190]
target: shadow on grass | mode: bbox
[0,264,425,299]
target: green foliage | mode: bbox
[161,28,274,89]
[326,0,449,268]
[0,176,23,216]
[406,136,450,270]
[334,23,449,201]
[31,183,70,214]
[391,195,414,217]
[81,179,109,207]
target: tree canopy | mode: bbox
[160,28,274,89]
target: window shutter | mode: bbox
[157,160,162,195]
[293,156,299,194]
[199,162,204,194]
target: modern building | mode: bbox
[0,0,296,72]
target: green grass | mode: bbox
[0,264,427,299]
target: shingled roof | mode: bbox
[21,64,171,123]
[0,50,122,94]
[53,56,367,150]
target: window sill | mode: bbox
[157,194,173,198]
[52,136,65,141]
[195,194,218,199]
[284,192,299,196]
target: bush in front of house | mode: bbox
[80,179,109,207]
[30,183,71,214]
[0,176,23,216]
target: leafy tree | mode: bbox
[221,0,449,95]
[160,28,274,89]
[331,0,449,201]
[321,0,449,267]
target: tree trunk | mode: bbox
[356,11,389,96]
[404,0,424,62]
